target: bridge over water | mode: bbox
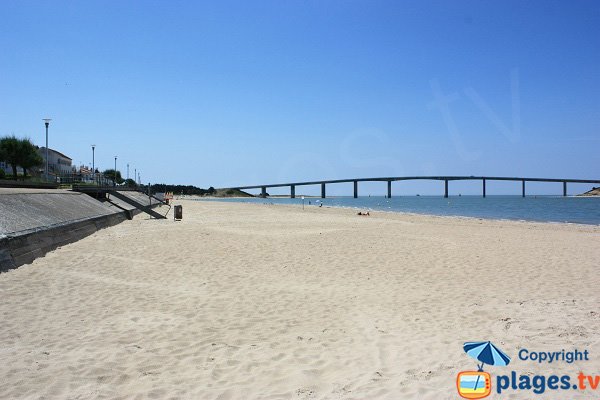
[229,176,600,198]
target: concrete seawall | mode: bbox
[0,189,163,271]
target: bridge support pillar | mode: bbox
[387,180,392,198]
[522,180,526,197]
[321,183,326,199]
[563,181,567,197]
[444,180,448,198]
[290,185,295,199]
[482,179,486,198]
[261,186,267,198]
[353,181,358,198]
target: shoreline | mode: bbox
[190,196,600,228]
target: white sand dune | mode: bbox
[0,200,599,399]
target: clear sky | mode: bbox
[1,0,599,195]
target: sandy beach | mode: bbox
[1,199,599,399]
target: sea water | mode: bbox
[198,196,600,225]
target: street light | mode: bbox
[43,119,51,181]
[114,156,117,187]
[127,163,129,181]
[91,145,96,183]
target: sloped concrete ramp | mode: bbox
[0,189,122,236]
[0,189,132,271]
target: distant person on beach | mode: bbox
[357,211,370,216]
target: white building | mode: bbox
[38,147,74,176]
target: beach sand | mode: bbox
[1,200,599,399]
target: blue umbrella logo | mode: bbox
[464,341,511,371]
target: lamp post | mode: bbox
[134,168,137,186]
[127,163,129,181]
[114,156,117,187]
[91,145,96,183]
[43,119,51,181]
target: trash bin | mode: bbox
[174,205,183,221]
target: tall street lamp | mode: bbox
[43,119,51,181]
[114,156,117,187]
[91,145,96,183]
[127,163,129,181]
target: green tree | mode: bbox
[0,136,44,180]
[103,169,124,184]
[0,136,44,179]
[0,136,22,179]
[124,178,137,187]
[19,138,43,178]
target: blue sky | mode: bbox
[1,1,599,195]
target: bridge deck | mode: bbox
[225,176,600,199]
[230,176,600,190]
